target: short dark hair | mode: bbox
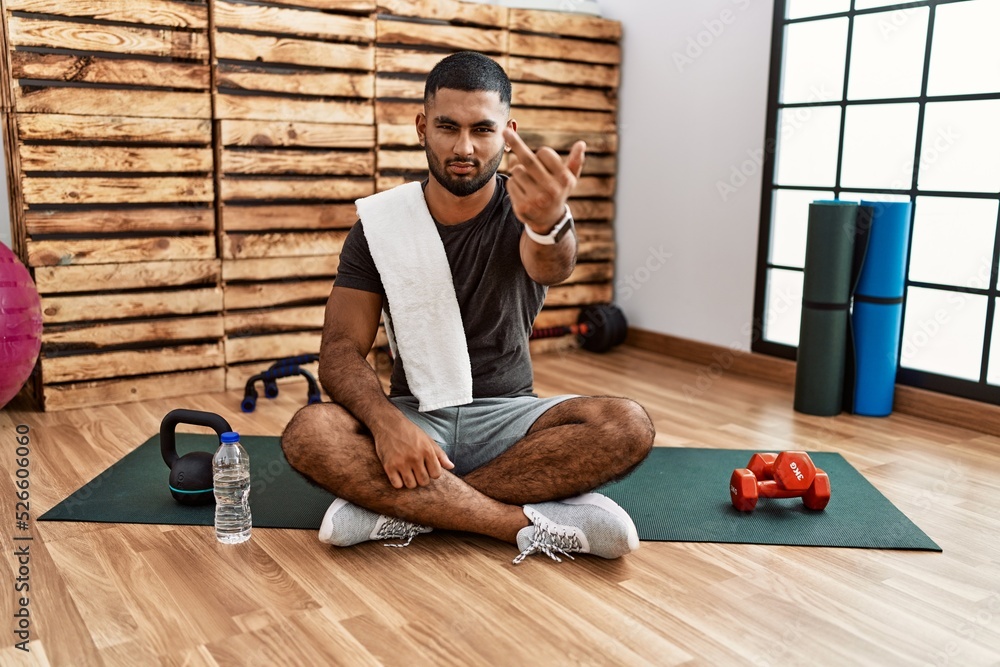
[424,51,511,108]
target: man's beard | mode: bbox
[425,144,505,197]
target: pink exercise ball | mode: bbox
[0,242,42,409]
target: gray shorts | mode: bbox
[389,394,578,476]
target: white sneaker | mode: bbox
[514,493,640,564]
[318,497,432,548]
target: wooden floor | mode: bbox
[2,346,1000,666]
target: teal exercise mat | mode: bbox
[795,201,861,416]
[40,438,940,551]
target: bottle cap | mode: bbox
[220,431,240,443]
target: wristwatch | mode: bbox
[523,206,574,246]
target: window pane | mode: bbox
[918,100,1000,193]
[764,268,803,346]
[900,287,987,381]
[989,300,1000,385]
[840,103,919,190]
[780,18,848,104]
[909,196,998,288]
[927,0,1000,96]
[770,189,834,268]
[847,8,928,100]
[786,0,849,20]
[854,0,918,9]
[838,192,911,203]
[774,106,842,187]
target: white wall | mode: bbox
[0,147,10,250]
[600,0,775,350]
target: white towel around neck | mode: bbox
[355,182,473,412]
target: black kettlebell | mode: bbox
[160,409,233,506]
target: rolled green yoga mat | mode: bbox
[795,201,860,416]
[40,436,940,551]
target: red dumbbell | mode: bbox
[730,451,831,512]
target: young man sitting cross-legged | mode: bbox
[280,51,655,564]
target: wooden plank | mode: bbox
[508,8,621,41]
[376,174,416,191]
[376,20,507,53]
[25,207,215,236]
[224,280,332,311]
[225,332,321,364]
[377,123,418,147]
[573,176,616,198]
[222,255,340,281]
[34,259,220,294]
[223,231,348,259]
[577,239,614,261]
[222,204,356,232]
[579,154,616,176]
[215,1,373,42]
[512,107,615,132]
[20,145,212,173]
[225,306,325,335]
[569,199,614,221]
[220,119,374,148]
[509,32,620,65]
[220,177,373,202]
[27,236,216,267]
[17,113,211,144]
[512,82,615,112]
[375,75,423,100]
[40,288,223,324]
[42,343,224,383]
[42,316,224,350]
[215,32,373,71]
[215,94,372,124]
[377,0,507,27]
[375,100,421,125]
[217,67,373,98]
[375,48,469,75]
[222,149,373,176]
[560,262,613,285]
[533,307,580,329]
[8,17,209,60]
[15,87,211,119]
[10,52,209,89]
[515,128,617,153]
[377,149,424,172]
[22,176,214,205]
[7,0,209,29]
[544,282,612,307]
[42,368,225,411]
[508,56,619,89]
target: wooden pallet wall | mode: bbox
[0,0,622,410]
[1,0,225,411]
[213,0,377,391]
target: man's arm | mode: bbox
[318,286,453,489]
[504,127,587,286]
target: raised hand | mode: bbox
[503,127,586,234]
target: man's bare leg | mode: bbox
[280,396,654,544]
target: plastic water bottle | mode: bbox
[213,431,251,544]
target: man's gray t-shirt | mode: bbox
[334,175,547,399]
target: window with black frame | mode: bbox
[753,0,1000,404]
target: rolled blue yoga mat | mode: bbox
[850,200,912,417]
